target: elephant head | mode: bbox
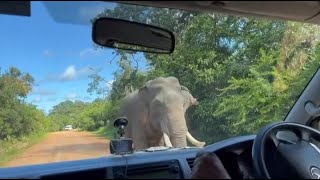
[138,76,205,148]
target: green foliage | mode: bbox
[214,49,284,135]
[1,4,317,154]
[88,4,320,145]
[0,67,47,140]
[47,99,116,131]
[0,67,53,165]
[0,133,47,167]
[0,6,318,159]
[4,3,320,152]
[93,126,117,139]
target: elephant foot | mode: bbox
[195,141,206,147]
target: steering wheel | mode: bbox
[252,122,320,179]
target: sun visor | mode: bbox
[216,1,319,23]
[0,1,31,17]
[117,1,320,25]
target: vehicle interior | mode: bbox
[2,1,320,179]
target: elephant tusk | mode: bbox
[187,131,206,147]
[163,132,173,147]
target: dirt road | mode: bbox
[5,131,110,167]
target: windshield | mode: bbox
[1,1,319,167]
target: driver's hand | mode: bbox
[191,152,231,179]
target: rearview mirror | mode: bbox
[92,17,175,54]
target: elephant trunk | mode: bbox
[166,106,188,148]
[169,130,187,148]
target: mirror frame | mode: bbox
[92,17,176,54]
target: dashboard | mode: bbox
[0,135,257,179]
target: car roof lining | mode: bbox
[1,1,320,25]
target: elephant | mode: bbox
[181,85,199,112]
[118,76,206,150]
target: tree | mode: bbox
[86,4,320,145]
[0,67,47,140]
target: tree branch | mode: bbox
[101,78,120,94]
[109,53,119,64]
[131,54,139,71]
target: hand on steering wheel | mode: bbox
[252,122,320,179]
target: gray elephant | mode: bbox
[119,76,205,150]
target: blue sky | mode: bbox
[0,1,147,113]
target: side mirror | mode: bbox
[92,17,175,54]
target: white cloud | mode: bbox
[78,66,93,75]
[31,89,56,96]
[82,96,93,101]
[64,94,94,102]
[32,96,42,103]
[43,49,54,58]
[67,93,77,99]
[65,93,78,101]
[57,65,96,81]
[29,89,56,104]
[60,65,77,81]
[79,48,103,58]
[40,65,98,84]
[47,97,57,102]
[106,79,114,89]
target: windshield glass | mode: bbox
[1,1,319,167]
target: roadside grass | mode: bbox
[0,133,47,167]
[92,127,117,139]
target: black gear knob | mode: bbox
[113,117,128,128]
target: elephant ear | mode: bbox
[180,85,190,93]
[138,85,148,102]
[181,85,199,106]
[191,97,199,105]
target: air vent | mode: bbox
[41,168,106,179]
[113,160,181,179]
[187,157,195,170]
[126,164,170,175]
